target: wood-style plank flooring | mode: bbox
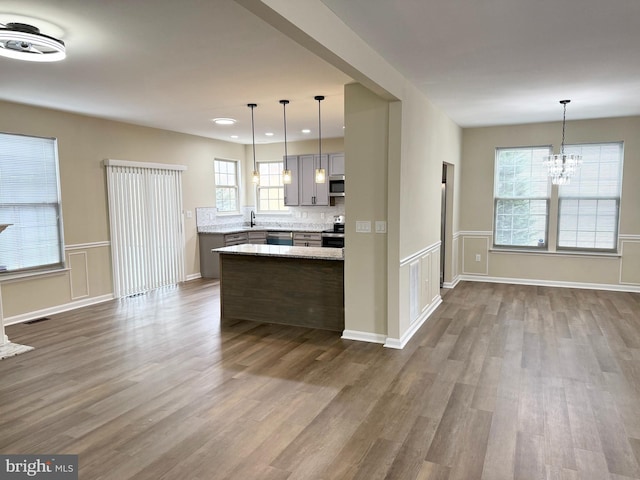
[1,280,640,479]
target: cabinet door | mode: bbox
[248,231,267,244]
[313,154,329,206]
[329,153,345,176]
[300,154,329,206]
[199,233,226,278]
[283,155,299,206]
[299,154,316,206]
[224,232,248,245]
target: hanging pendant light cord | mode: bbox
[249,104,257,171]
[281,100,289,169]
[317,98,322,159]
[561,101,567,155]
[314,95,324,177]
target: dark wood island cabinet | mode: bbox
[214,245,344,331]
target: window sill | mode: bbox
[256,212,292,216]
[215,212,242,217]
[0,267,71,284]
[490,248,621,258]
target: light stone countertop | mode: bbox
[198,225,328,234]
[213,244,344,261]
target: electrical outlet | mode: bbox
[375,221,387,233]
[186,210,193,219]
[475,254,481,262]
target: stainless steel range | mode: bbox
[322,215,345,248]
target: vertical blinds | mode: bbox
[0,133,64,272]
[105,160,186,298]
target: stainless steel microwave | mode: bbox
[329,175,345,197]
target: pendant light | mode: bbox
[0,22,66,62]
[280,100,292,184]
[543,100,582,185]
[247,103,260,185]
[314,95,326,184]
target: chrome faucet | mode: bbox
[250,210,256,227]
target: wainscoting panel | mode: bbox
[461,234,490,275]
[68,251,89,300]
[620,238,640,285]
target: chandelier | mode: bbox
[543,100,582,185]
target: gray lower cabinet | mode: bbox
[199,230,267,278]
[293,231,322,247]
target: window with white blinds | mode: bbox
[558,142,623,251]
[494,146,551,248]
[0,132,64,273]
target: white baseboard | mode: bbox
[459,275,640,293]
[185,273,202,281]
[4,294,114,326]
[341,330,386,344]
[384,296,443,349]
[442,276,461,289]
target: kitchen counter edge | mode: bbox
[213,244,344,261]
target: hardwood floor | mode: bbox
[1,280,640,479]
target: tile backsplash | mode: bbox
[196,201,345,232]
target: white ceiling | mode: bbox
[0,1,351,144]
[321,0,640,127]
[1,0,639,146]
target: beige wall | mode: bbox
[343,82,462,344]
[344,83,389,336]
[460,116,640,288]
[393,83,462,343]
[0,100,245,319]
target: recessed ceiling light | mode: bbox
[265,132,274,137]
[302,129,311,134]
[0,22,65,62]
[212,118,236,125]
[230,135,238,139]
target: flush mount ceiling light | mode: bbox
[314,95,326,184]
[248,103,260,186]
[212,118,236,125]
[0,22,65,62]
[280,100,292,184]
[543,100,582,185]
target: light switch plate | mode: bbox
[356,221,371,233]
[375,221,387,233]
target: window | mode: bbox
[557,142,623,251]
[0,132,64,273]
[214,159,239,213]
[494,146,551,248]
[256,161,287,212]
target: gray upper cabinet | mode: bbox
[283,155,299,206]
[300,154,329,206]
[329,153,345,176]
[285,153,339,206]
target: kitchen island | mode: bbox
[214,244,344,331]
